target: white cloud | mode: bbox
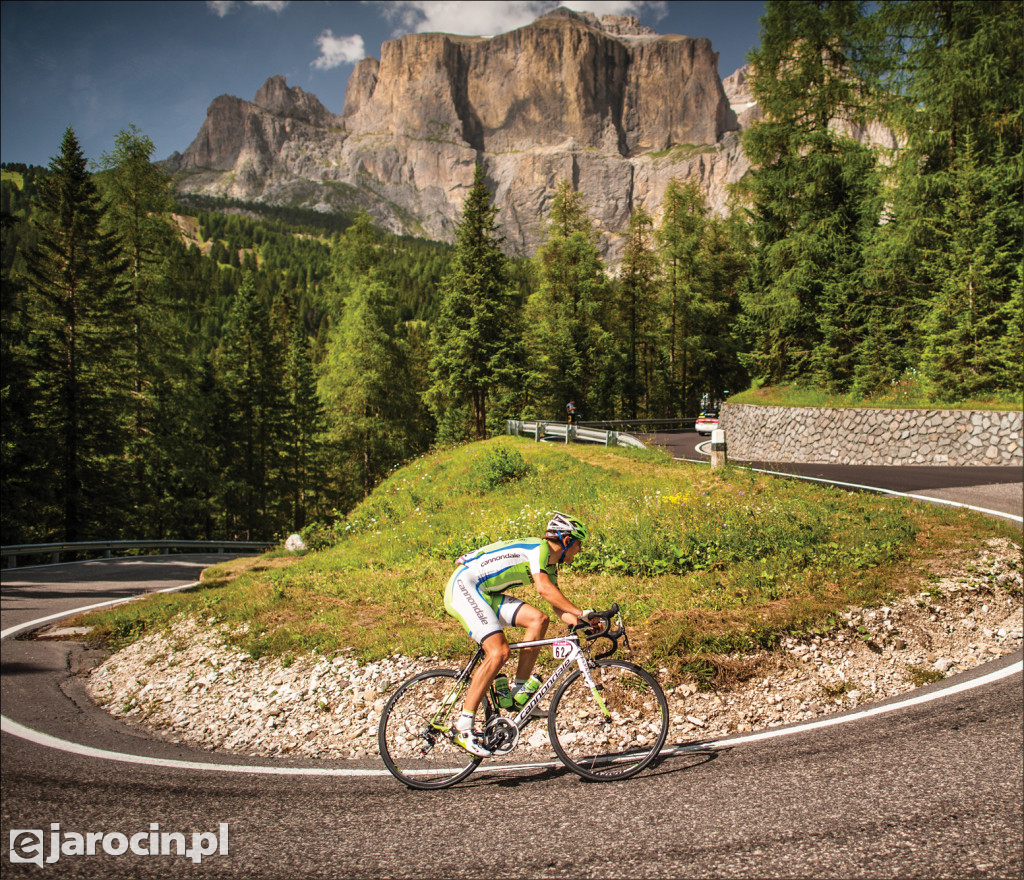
[560,1,667,22]
[206,0,290,17]
[376,1,666,38]
[312,30,367,70]
[206,1,237,17]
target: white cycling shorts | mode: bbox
[444,567,525,644]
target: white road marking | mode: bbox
[0,714,389,776]
[0,554,226,572]
[664,659,1023,756]
[677,453,1023,524]
[2,583,1020,777]
[1,581,200,641]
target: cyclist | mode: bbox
[443,511,595,756]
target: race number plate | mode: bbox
[552,640,573,659]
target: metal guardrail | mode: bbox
[0,540,274,570]
[578,418,698,432]
[507,420,647,449]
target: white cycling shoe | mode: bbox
[453,729,492,757]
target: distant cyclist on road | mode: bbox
[443,512,595,756]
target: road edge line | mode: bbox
[3,579,1020,777]
[665,658,1023,756]
[676,455,1023,524]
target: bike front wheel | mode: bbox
[378,669,482,790]
[548,659,669,781]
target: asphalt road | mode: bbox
[2,551,1022,878]
[645,431,1023,523]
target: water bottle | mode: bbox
[493,673,514,709]
[513,674,543,707]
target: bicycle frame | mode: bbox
[379,603,668,787]
[449,631,609,733]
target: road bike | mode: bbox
[377,605,669,789]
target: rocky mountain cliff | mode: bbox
[166,8,757,258]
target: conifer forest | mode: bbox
[1,1,1020,546]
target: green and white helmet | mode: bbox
[545,511,588,542]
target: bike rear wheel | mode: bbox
[378,669,482,790]
[548,659,669,781]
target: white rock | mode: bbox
[82,538,1023,762]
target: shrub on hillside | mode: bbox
[473,444,534,491]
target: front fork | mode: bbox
[576,652,610,719]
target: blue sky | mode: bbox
[1,1,766,167]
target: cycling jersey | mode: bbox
[455,538,558,594]
[444,538,557,643]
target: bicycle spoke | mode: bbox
[548,659,669,781]
[378,670,481,789]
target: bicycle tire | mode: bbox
[377,669,482,790]
[547,658,669,782]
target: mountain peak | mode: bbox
[537,7,658,37]
[252,76,340,128]
[170,16,750,259]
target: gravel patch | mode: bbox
[85,537,1022,760]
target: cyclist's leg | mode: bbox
[443,571,509,715]
[506,600,549,681]
[461,630,510,715]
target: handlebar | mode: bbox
[570,604,628,660]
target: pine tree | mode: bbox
[655,183,749,415]
[741,0,882,391]
[334,209,382,284]
[918,134,1021,400]
[278,291,325,528]
[878,0,1022,398]
[616,207,661,418]
[693,212,750,406]
[216,272,285,538]
[993,268,1023,394]
[428,164,524,440]
[319,273,420,501]
[526,180,613,420]
[97,126,186,533]
[1,207,35,543]
[657,181,711,417]
[97,126,177,386]
[22,128,129,540]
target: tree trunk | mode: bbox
[473,389,487,440]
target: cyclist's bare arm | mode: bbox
[532,571,583,626]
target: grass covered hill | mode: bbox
[728,382,1023,412]
[77,439,1016,686]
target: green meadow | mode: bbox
[728,382,1023,412]
[73,438,1014,686]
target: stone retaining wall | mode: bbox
[718,404,1023,467]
